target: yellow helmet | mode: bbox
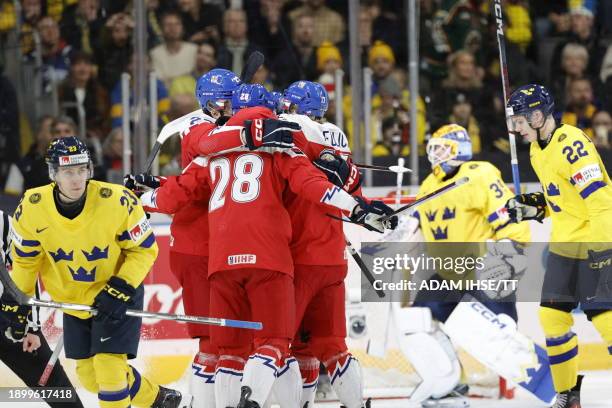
[427,124,472,178]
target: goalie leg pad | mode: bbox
[393,305,434,334]
[443,302,556,404]
[399,330,461,401]
[539,306,579,392]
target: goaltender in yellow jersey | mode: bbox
[9,137,191,408]
[505,84,612,407]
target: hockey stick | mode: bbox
[354,162,412,173]
[142,51,265,174]
[0,263,262,330]
[377,177,469,222]
[493,0,521,194]
[38,334,63,386]
[345,237,385,298]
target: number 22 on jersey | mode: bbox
[209,154,264,211]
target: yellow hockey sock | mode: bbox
[592,311,612,355]
[75,357,98,394]
[128,365,160,407]
[539,307,579,392]
[93,353,130,408]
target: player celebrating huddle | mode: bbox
[504,84,612,408]
[9,137,189,408]
[278,81,368,408]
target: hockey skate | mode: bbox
[237,386,260,408]
[151,386,193,408]
[421,384,469,408]
[551,375,583,408]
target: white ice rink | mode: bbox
[1,370,610,407]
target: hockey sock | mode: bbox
[323,352,363,408]
[241,345,282,406]
[539,307,578,392]
[75,357,98,394]
[297,356,319,408]
[93,353,130,408]
[127,365,161,407]
[215,354,246,408]
[191,352,217,408]
[592,311,612,355]
[271,356,302,408]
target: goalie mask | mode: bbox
[426,124,472,179]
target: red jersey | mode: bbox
[148,113,216,256]
[148,107,359,276]
[195,111,361,266]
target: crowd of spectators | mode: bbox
[1,0,612,191]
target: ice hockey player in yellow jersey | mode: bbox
[406,124,531,407]
[9,137,191,408]
[505,84,612,408]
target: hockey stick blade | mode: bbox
[354,162,412,173]
[378,177,469,222]
[241,51,265,83]
[346,237,385,298]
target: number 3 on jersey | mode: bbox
[209,154,264,211]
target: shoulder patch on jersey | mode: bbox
[128,215,152,242]
[29,193,41,204]
[469,164,478,169]
[558,133,567,142]
[572,164,603,187]
[99,187,113,198]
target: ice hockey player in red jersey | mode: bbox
[140,86,397,408]
[125,68,241,408]
[278,81,368,408]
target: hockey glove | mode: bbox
[1,299,32,343]
[476,240,527,300]
[93,276,136,323]
[589,249,612,299]
[313,151,362,194]
[243,118,300,150]
[350,197,398,233]
[505,192,547,223]
[124,173,165,193]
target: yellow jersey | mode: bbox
[415,161,531,279]
[10,181,158,318]
[530,123,612,257]
[416,161,531,243]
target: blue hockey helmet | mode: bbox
[282,80,328,118]
[506,84,555,127]
[426,124,472,178]
[196,68,241,112]
[268,91,283,113]
[45,136,93,179]
[231,83,276,112]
